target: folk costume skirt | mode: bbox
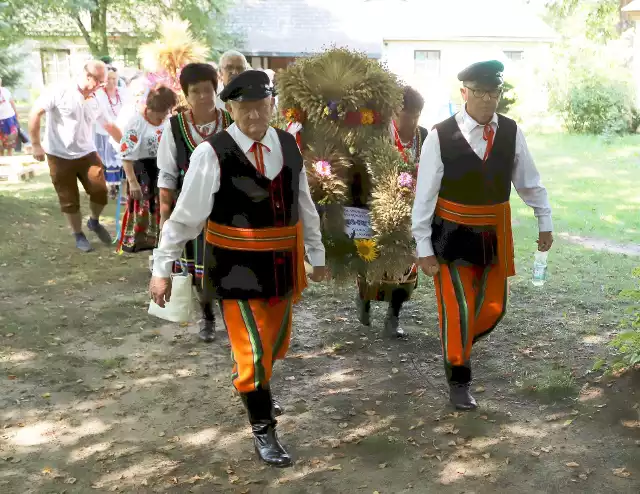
[0,115,18,150]
[116,158,160,253]
[172,232,206,289]
[94,133,122,187]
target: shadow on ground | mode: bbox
[1,174,639,493]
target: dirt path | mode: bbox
[558,233,640,257]
[1,176,639,493]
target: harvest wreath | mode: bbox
[276,48,418,282]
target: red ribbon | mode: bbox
[482,123,495,162]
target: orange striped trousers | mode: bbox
[222,297,293,393]
[434,263,508,370]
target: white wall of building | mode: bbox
[382,38,554,128]
[14,39,98,102]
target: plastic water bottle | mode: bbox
[532,251,548,287]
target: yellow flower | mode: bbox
[354,239,378,262]
[360,109,375,125]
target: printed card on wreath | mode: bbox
[343,207,373,239]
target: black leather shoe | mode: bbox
[241,387,293,468]
[252,422,292,467]
[198,320,215,343]
[356,296,371,326]
[449,383,478,411]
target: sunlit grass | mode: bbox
[523,133,640,244]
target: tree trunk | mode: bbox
[90,0,109,57]
[100,0,109,57]
[74,15,98,56]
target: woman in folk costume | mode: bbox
[94,67,126,199]
[0,76,19,157]
[412,60,553,410]
[150,70,326,467]
[356,86,429,338]
[116,86,178,253]
[157,63,233,343]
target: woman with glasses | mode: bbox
[95,67,126,199]
[412,60,554,411]
[115,85,178,253]
[156,62,233,343]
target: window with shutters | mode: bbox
[40,50,72,85]
[504,51,524,62]
[414,50,441,78]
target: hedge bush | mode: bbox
[609,268,640,370]
[553,73,635,135]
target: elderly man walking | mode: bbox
[29,60,123,252]
[216,50,249,110]
[412,60,554,410]
[150,70,325,467]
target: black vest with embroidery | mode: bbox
[431,114,517,266]
[204,129,302,300]
[169,111,232,190]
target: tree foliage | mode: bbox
[0,2,22,87]
[497,81,516,114]
[2,0,236,58]
[544,0,634,43]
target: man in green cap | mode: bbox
[412,60,554,410]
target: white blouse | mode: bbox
[118,111,165,161]
[94,88,125,136]
[156,110,228,190]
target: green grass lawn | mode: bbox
[523,134,640,244]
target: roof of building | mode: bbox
[226,0,556,57]
[380,0,557,41]
[226,0,383,57]
[622,0,640,12]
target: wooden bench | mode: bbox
[0,156,39,183]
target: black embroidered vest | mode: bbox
[169,110,232,190]
[204,129,302,300]
[431,114,517,266]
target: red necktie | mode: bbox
[482,124,495,162]
[249,142,267,175]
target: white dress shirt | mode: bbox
[152,123,325,278]
[35,85,110,159]
[156,113,227,190]
[412,108,553,258]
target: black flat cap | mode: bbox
[457,60,504,87]
[219,69,274,102]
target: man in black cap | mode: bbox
[412,60,554,410]
[150,70,326,467]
